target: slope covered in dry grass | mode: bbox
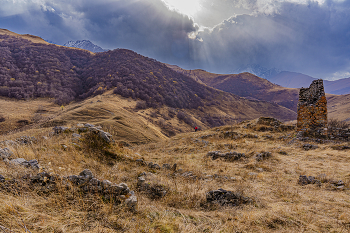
[0,118,349,232]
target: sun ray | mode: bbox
[162,0,202,17]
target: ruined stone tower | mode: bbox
[297,79,327,137]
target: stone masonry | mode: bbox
[297,79,327,137]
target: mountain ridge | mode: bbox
[64,40,107,53]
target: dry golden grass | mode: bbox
[1,119,350,232]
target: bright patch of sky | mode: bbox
[161,0,202,18]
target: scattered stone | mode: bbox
[0,148,13,160]
[53,126,69,134]
[72,133,82,138]
[206,188,252,206]
[162,163,171,169]
[0,174,5,182]
[256,152,272,161]
[148,162,161,170]
[302,144,319,150]
[8,158,39,169]
[331,145,350,150]
[298,175,321,186]
[278,151,288,155]
[16,136,37,145]
[135,159,147,166]
[137,172,167,199]
[207,151,245,161]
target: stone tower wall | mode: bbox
[297,79,327,137]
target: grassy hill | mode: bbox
[167,66,300,112]
[1,117,350,232]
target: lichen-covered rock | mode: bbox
[207,151,245,161]
[125,194,137,211]
[302,144,319,150]
[0,148,13,160]
[256,152,272,161]
[148,162,161,169]
[53,126,69,134]
[298,175,321,186]
[206,188,252,206]
[9,158,40,170]
[16,136,37,145]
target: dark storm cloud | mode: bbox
[191,0,350,79]
[0,0,198,63]
[0,0,350,79]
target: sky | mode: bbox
[1,0,350,80]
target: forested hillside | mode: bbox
[0,33,216,108]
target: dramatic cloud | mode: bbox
[1,0,350,79]
[190,0,350,78]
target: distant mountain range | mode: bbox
[235,64,350,95]
[63,40,107,53]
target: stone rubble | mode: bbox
[206,188,252,206]
[0,169,137,210]
[207,151,245,161]
[137,172,167,199]
[256,152,272,161]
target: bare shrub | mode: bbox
[328,118,349,129]
[177,111,193,126]
[135,100,147,110]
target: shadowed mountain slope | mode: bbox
[167,66,300,112]
[0,29,296,126]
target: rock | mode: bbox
[256,152,272,161]
[148,162,161,170]
[207,151,245,161]
[136,159,147,166]
[16,136,37,145]
[0,174,5,182]
[72,133,82,138]
[0,148,13,160]
[53,126,69,134]
[302,144,319,151]
[24,159,40,169]
[298,175,321,186]
[84,123,95,128]
[206,188,252,206]
[125,194,137,211]
[9,158,27,165]
[79,169,94,179]
[162,163,171,169]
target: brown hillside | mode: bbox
[0,29,296,131]
[327,93,350,121]
[1,117,350,232]
[0,88,297,144]
[167,65,300,112]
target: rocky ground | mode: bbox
[0,118,350,232]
